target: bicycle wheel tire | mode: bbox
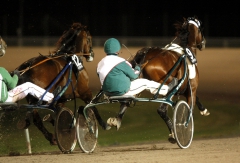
[55,107,77,153]
[76,108,98,153]
[173,100,194,149]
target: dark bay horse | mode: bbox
[16,23,107,145]
[129,16,208,143]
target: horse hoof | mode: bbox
[200,109,210,116]
[168,133,176,144]
[50,136,57,145]
[107,117,121,131]
[168,137,177,144]
[50,140,57,146]
[48,133,57,145]
[103,124,111,130]
[116,120,121,131]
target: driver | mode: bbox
[97,38,178,130]
[0,38,55,104]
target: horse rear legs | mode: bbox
[32,109,57,145]
[157,103,176,144]
[196,96,210,116]
[90,106,112,130]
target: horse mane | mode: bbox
[174,16,201,48]
[52,22,88,55]
[173,17,189,47]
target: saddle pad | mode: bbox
[162,43,196,79]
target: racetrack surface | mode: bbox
[0,137,239,163]
[0,47,240,162]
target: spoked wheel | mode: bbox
[55,107,77,153]
[76,107,98,153]
[173,100,194,149]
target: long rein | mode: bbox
[18,52,87,76]
[19,26,89,76]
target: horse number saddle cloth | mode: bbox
[162,43,197,79]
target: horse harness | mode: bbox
[136,45,196,96]
[182,17,205,50]
[54,27,93,57]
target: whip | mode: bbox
[122,44,135,61]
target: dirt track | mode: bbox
[0,137,239,163]
[0,47,240,162]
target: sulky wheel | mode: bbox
[173,100,194,149]
[55,107,77,153]
[76,107,98,153]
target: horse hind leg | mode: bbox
[79,89,112,130]
[89,106,111,130]
[32,109,57,145]
[107,102,128,131]
[157,103,176,144]
[196,96,210,116]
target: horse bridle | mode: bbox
[56,28,82,54]
[56,27,93,56]
[0,37,7,57]
[186,17,206,50]
[85,31,93,53]
[73,29,94,57]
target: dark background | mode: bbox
[1,0,240,37]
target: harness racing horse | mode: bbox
[128,16,208,143]
[15,23,108,145]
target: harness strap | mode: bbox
[19,53,87,75]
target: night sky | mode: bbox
[1,0,240,37]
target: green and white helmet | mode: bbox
[104,38,121,55]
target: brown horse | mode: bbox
[16,23,108,145]
[128,16,208,143]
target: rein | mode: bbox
[19,53,86,75]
